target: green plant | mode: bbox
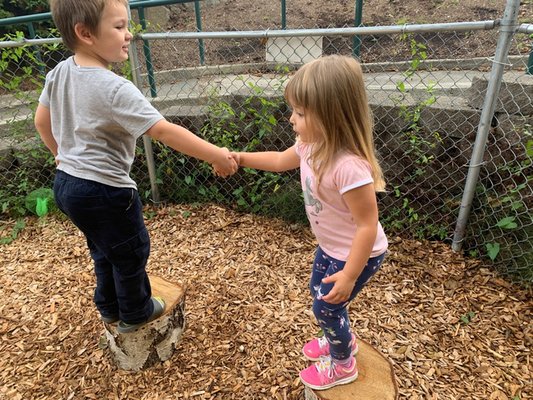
[483,130,532,262]
[201,76,287,152]
[1,0,51,36]
[137,70,305,223]
[381,185,449,240]
[232,169,285,212]
[0,219,26,245]
[0,31,55,95]
[395,38,442,180]
[467,126,533,285]
[459,311,476,325]
[383,34,451,240]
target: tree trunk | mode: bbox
[103,275,186,371]
[304,339,398,400]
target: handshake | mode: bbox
[211,147,241,178]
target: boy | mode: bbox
[34,0,237,333]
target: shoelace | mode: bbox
[315,356,335,381]
[317,336,329,349]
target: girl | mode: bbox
[233,55,388,390]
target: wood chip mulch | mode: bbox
[0,204,531,400]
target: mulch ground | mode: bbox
[0,204,531,400]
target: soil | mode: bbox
[171,0,509,30]
[140,0,533,69]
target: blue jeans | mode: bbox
[54,170,153,324]
[309,246,386,360]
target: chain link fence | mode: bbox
[0,6,531,283]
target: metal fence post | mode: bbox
[451,0,521,252]
[137,6,158,97]
[526,44,533,75]
[127,4,161,204]
[194,1,205,65]
[26,22,45,76]
[353,0,363,58]
[281,0,287,29]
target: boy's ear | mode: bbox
[74,22,95,46]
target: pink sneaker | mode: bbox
[300,356,358,390]
[302,333,358,361]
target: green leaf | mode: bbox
[460,311,476,325]
[496,216,517,229]
[486,242,500,261]
[396,81,406,92]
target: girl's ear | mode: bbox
[74,22,95,46]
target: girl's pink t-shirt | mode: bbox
[295,143,388,261]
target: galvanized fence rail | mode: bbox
[0,1,531,283]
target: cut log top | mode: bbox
[149,275,185,313]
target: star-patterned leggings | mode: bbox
[309,246,386,361]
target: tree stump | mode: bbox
[103,275,186,371]
[304,339,398,400]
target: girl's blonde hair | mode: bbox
[284,55,386,192]
[50,0,128,52]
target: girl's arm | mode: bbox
[34,104,58,160]
[321,183,379,304]
[236,145,300,172]
[146,119,237,177]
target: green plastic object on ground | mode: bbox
[25,188,54,217]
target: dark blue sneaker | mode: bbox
[117,297,165,333]
[101,314,119,324]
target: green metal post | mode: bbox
[194,1,205,65]
[138,6,158,97]
[526,44,533,75]
[353,0,363,58]
[26,22,45,75]
[281,0,286,29]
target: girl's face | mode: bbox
[91,1,132,66]
[289,105,316,143]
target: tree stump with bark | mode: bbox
[304,339,398,400]
[103,275,186,371]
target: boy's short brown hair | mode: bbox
[49,0,128,51]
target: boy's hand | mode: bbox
[212,148,238,178]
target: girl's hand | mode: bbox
[229,152,240,166]
[321,270,356,304]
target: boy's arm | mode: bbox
[236,146,300,172]
[146,119,237,176]
[34,104,58,160]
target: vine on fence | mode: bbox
[383,33,449,240]
[470,125,533,281]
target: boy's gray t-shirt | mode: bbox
[39,56,164,188]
